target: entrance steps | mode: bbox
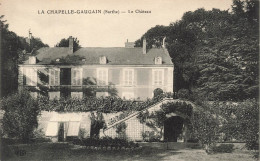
[104,98,174,131]
[104,98,196,132]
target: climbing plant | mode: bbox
[115,122,128,139]
[89,112,106,138]
[38,93,173,113]
[137,101,194,139]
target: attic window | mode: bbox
[99,56,107,64]
[56,59,60,62]
[29,56,36,64]
[155,57,162,64]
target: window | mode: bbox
[97,68,108,85]
[25,68,37,86]
[71,68,82,86]
[67,122,81,136]
[60,68,71,85]
[155,57,162,64]
[49,92,60,100]
[96,92,108,97]
[122,92,134,100]
[99,56,107,64]
[123,69,134,86]
[28,56,36,64]
[152,69,164,86]
[49,68,60,86]
[71,92,83,99]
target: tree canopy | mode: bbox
[135,0,259,101]
[55,37,81,52]
[0,15,48,97]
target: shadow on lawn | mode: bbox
[4,143,184,161]
[68,144,183,161]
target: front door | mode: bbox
[164,116,184,142]
[58,122,65,142]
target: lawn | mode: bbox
[3,142,257,161]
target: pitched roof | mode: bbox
[24,47,173,65]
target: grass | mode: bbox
[3,142,257,161]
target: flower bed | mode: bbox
[72,137,139,150]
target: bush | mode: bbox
[153,88,163,98]
[191,107,221,153]
[72,137,139,150]
[115,122,127,139]
[187,138,199,143]
[1,90,40,143]
[219,99,259,150]
[212,144,234,153]
[142,131,161,142]
[177,89,190,99]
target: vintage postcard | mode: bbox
[1,0,259,160]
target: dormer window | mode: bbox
[99,56,107,64]
[29,56,36,64]
[155,57,162,64]
[56,59,60,62]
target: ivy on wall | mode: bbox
[137,101,193,125]
[38,92,174,113]
[136,101,194,139]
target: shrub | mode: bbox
[115,122,127,139]
[1,90,40,143]
[142,131,161,142]
[187,138,199,143]
[177,89,190,99]
[90,112,105,138]
[153,88,163,98]
[191,107,221,153]
[218,99,259,150]
[73,137,139,150]
[212,144,234,153]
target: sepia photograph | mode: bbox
[0,0,259,160]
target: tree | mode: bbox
[219,99,259,150]
[55,37,81,52]
[135,1,258,101]
[115,122,127,139]
[1,90,40,142]
[232,0,246,17]
[1,15,48,97]
[177,89,190,99]
[134,25,170,49]
[1,15,20,97]
[191,104,221,153]
[90,112,105,138]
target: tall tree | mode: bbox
[135,1,258,101]
[0,15,48,97]
[134,25,170,49]
[1,90,40,142]
[1,16,21,97]
[55,37,81,52]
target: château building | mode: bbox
[18,36,174,100]
[18,36,179,142]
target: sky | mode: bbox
[1,0,233,47]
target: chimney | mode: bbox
[162,37,166,48]
[125,39,135,48]
[143,37,146,54]
[69,36,73,53]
